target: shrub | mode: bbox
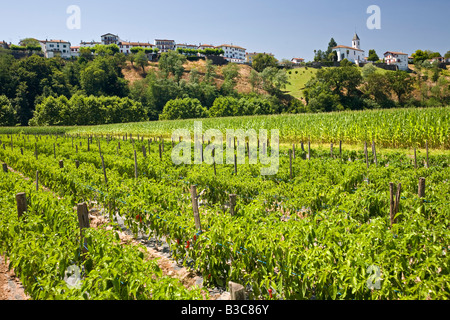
[159,98,208,120]
[209,96,239,118]
[0,95,16,126]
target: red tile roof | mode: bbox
[384,51,407,56]
[332,45,364,52]
[216,44,246,50]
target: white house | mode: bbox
[39,39,72,59]
[118,41,154,54]
[384,51,409,71]
[101,33,120,45]
[216,44,246,63]
[177,43,198,50]
[332,33,365,64]
[291,58,305,64]
[70,46,80,57]
[80,41,101,48]
[154,39,176,53]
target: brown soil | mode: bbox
[0,256,29,300]
[122,59,268,96]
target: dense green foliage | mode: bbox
[0,132,448,300]
[304,64,450,112]
[29,95,148,126]
[159,98,208,120]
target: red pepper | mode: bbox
[135,215,142,222]
[177,239,180,245]
[208,274,211,279]
[186,241,190,249]
[268,289,273,299]
[193,235,197,242]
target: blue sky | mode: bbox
[1,0,449,61]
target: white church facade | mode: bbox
[332,34,365,64]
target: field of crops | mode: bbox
[0,129,448,300]
[1,107,449,149]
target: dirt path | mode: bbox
[0,256,29,300]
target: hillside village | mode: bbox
[2,32,449,70]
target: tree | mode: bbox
[135,51,149,73]
[280,59,294,68]
[445,51,450,59]
[260,67,290,95]
[209,96,239,117]
[386,71,414,105]
[0,95,16,126]
[159,98,208,120]
[221,63,240,94]
[158,50,186,82]
[19,38,40,47]
[412,50,429,63]
[326,38,338,56]
[252,53,278,72]
[367,49,379,62]
[362,72,393,107]
[361,63,377,80]
[204,59,216,84]
[249,69,262,92]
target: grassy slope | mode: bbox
[284,68,319,100]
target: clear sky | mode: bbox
[1,0,449,61]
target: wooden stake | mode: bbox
[307,140,311,160]
[330,143,333,158]
[16,192,27,218]
[229,281,246,300]
[414,147,417,170]
[36,170,39,191]
[234,154,237,175]
[418,178,425,198]
[75,160,80,169]
[101,155,108,186]
[364,142,369,169]
[229,194,237,216]
[134,150,138,180]
[389,183,395,227]
[289,149,293,179]
[2,163,7,173]
[372,141,377,166]
[77,203,90,259]
[339,141,342,159]
[190,186,202,232]
[142,145,146,158]
[59,160,64,169]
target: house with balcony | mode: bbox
[80,41,101,48]
[154,39,176,53]
[101,33,120,45]
[384,51,409,71]
[118,41,154,54]
[177,43,198,50]
[39,39,72,59]
[216,44,246,64]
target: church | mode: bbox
[332,34,365,64]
